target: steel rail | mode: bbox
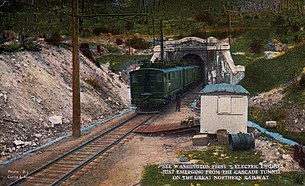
[51,115,153,185]
[8,113,144,186]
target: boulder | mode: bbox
[266,121,277,128]
[192,134,209,146]
[48,115,62,127]
[282,154,290,160]
[34,133,42,138]
[13,140,25,146]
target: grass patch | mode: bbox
[176,146,262,166]
[141,146,304,185]
[284,83,305,107]
[104,45,120,53]
[239,43,305,95]
[249,107,305,145]
[232,54,254,67]
[231,29,274,54]
[0,40,41,53]
[232,30,305,148]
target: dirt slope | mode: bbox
[0,44,130,163]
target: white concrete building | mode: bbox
[200,83,249,134]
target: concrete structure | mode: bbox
[192,134,209,146]
[150,37,245,85]
[200,83,249,134]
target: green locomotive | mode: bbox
[130,65,200,113]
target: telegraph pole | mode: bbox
[72,0,81,137]
[70,2,148,137]
[160,19,164,61]
[228,11,232,46]
[152,16,155,47]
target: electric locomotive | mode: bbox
[130,64,200,113]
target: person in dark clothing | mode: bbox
[175,92,181,112]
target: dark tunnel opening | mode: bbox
[181,53,205,84]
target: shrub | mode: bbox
[2,41,21,52]
[195,11,218,25]
[104,45,119,53]
[249,38,263,54]
[1,30,17,43]
[272,15,287,27]
[115,38,124,45]
[126,37,150,50]
[93,27,110,36]
[85,76,102,90]
[125,21,134,31]
[0,39,41,53]
[92,27,120,36]
[21,40,41,51]
[80,43,100,67]
[45,32,63,46]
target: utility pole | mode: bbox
[72,3,149,137]
[72,0,81,137]
[105,0,108,13]
[79,0,85,31]
[228,11,232,46]
[160,19,164,61]
[152,16,155,47]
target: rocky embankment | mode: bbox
[249,81,305,132]
[0,44,130,163]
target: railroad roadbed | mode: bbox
[9,114,153,185]
[0,111,139,186]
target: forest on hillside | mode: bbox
[1,0,305,39]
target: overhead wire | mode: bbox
[3,0,149,18]
[0,0,6,7]
[1,0,149,35]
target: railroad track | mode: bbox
[8,113,153,186]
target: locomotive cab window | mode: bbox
[156,73,162,82]
[131,74,138,83]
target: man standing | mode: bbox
[175,92,181,112]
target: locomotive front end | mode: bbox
[130,68,166,113]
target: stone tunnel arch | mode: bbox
[181,53,205,83]
[150,37,245,85]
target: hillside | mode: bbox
[231,36,305,144]
[0,44,130,163]
[235,42,305,94]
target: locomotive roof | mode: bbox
[131,65,198,73]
